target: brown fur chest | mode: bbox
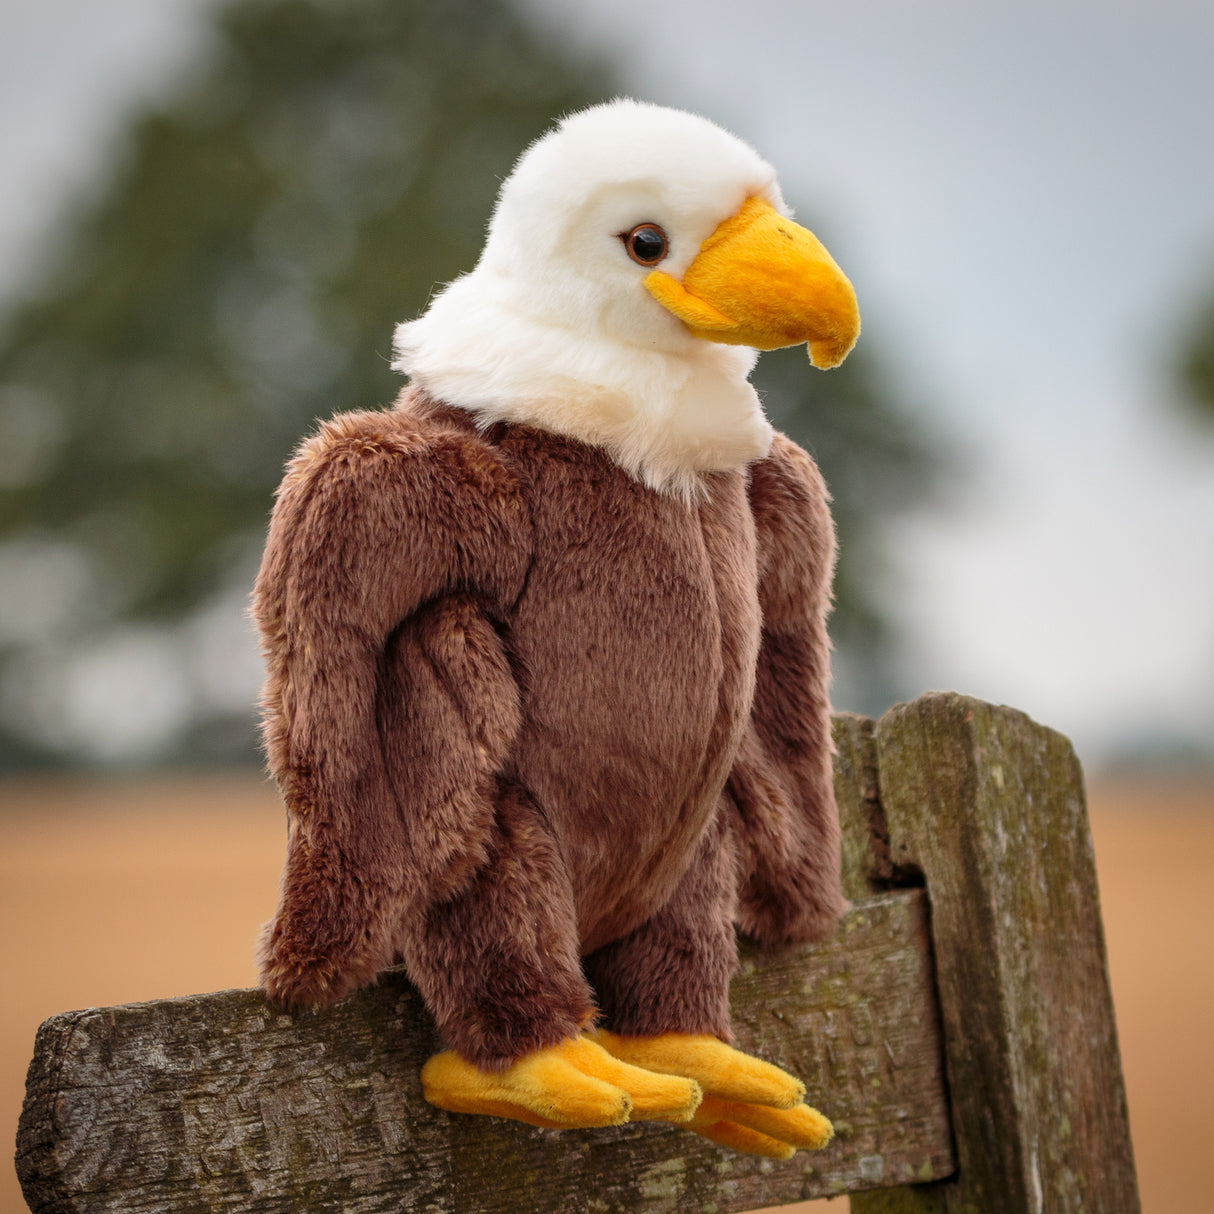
[491,424,762,952]
[254,391,842,1056]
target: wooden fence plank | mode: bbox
[17,890,952,1214]
[851,693,1140,1214]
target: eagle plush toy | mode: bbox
[254,99,860,1160]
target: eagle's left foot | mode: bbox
[591,1029,832,1158]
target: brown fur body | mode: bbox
[254,388,845,1069]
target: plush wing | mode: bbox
[253,403,532,1008]
[728,432,847,946]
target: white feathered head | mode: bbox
[394,99,859,497]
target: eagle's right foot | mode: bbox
[421,1036,702,1129]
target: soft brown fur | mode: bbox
[254,388,845,1070]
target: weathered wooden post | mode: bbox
[849,693,1140,1214]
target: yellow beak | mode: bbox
[644,196,860,369]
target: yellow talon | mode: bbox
[691,1119,797,1160]
[692,1094,834,1155]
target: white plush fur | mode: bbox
[393,99,790,498]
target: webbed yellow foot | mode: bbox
[590,1030,832,1156]
[421,1036,702,1130]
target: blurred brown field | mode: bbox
[2,772,1211,1213]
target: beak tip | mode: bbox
[808,331,859,370]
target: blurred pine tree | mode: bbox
[1179,287,1214,421]
[0,0,935,767]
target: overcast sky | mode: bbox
[2,0,1213,765]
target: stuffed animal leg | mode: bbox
[579,812,833,1158]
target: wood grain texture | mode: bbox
[851,693,1140,1214]
[16,890,951,1213]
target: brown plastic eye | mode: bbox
[622,223,669,266]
